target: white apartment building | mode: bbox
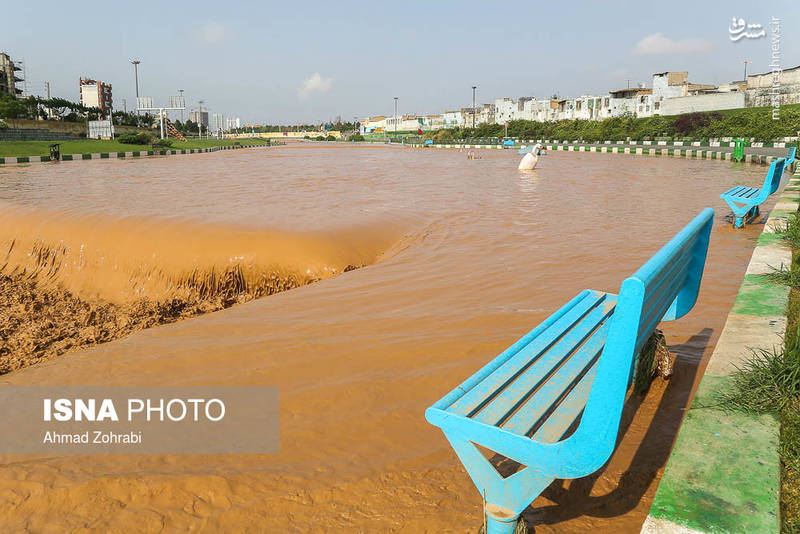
[443,110,464,128]
[360,66,800,129]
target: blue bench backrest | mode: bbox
[424,139,434,145]
[503,140,514,147]
[764,158,786,198]
[787,147,796,165]
[549,208,714,477]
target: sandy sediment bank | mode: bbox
[0,207,402,374]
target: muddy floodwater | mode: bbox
[0,145,774,532]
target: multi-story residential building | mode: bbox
[0,52,23,98]
[189,110,209,128]
[79,77,113,116]
[360,67,800,129]
[571,95,602,120]
[477,103,495,125]
[385,114,428,132]
[461,107,477,128]
[421,114,444,130]
[595,87,651,118]
[458,104,494,127]
[494,97,517,124]
[651,72,717,115]
[442,110,464,128]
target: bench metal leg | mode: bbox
[486,508,520,534]
[733,215,744,228]
[446,435,552,534]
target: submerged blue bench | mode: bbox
[720,157,785,228]
[786,146,796,167]
[425,209,714,534]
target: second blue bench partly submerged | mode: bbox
[721,157,786,228]
[425,208,714,534]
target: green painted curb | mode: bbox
[649,376,779,534]
[731,274,790,317]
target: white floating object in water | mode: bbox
[518,143,542,170]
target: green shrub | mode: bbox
[325,135,336,141]
[152,138,173,148]
[350,134,364,142]
[117,132,152,145]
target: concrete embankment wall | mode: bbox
[641,167,800,533]
[3,119,149,137]
[661,93,746,116]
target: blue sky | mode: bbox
[3,1,797,124]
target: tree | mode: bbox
[0,94,32,127]
[112,110,140,127]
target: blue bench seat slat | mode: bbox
[531,364,597,443]
[721,186,760,200]
[501,318,612,436]
[445,290,605,417]
[721,185,746,198]
[471,296,617,427]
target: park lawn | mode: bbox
[0,138,266,157]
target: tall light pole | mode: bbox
[394,96,398,135]
[743,60,751,82]
[178,89,184,121]
[131,60,141,116]
[198,100,205,139]
[472,85,476,128]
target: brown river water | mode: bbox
[0,145,773,532]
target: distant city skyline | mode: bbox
[2,0,797,124]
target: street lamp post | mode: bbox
[131,60,140,117]
[178,89,185,121]
[394,96,398,136]
[743,60,751,82]
[472,85,476,129]
[198,100,205,139]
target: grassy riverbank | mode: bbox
[0,138,266,157]
[721,212,800,533]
